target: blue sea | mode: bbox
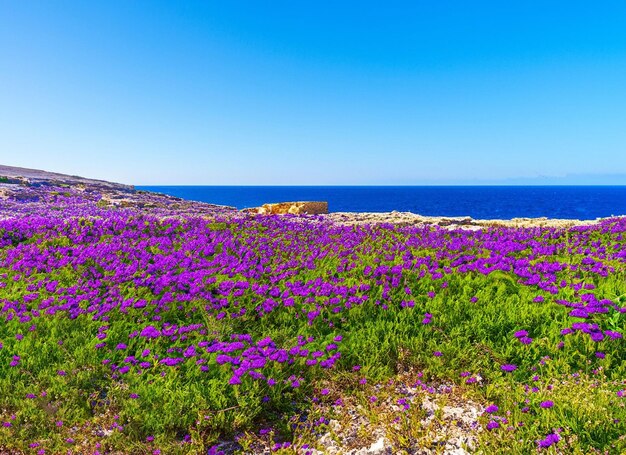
[138,186,626,220]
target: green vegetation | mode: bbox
[0,214,625,453]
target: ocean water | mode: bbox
[138,186,626,220]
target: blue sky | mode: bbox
[1,1,626,185]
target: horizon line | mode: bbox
[136,183,626,187]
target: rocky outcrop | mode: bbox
[0,164,135,191]
[243,201,328,215]
[0,164,236,217]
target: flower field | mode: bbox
[1,187,626,453]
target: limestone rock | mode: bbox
[243,201,328,215]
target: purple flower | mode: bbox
[537,432,560,448]
[486,420,500,430]
[540,400,554,409]
[605,330,623,339]
[500,364,517,373]
[569,308,589,318]
[183,345,196,358]
[140,325,161,338]
[215,354,232,365]
[590,331,604,342]
[484,405,498,414]
[160,357,184,367]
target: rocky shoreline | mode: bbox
[324,211,604,229]
[241,201,606,229]
[0,165,618,229]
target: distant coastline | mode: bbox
[2,165,625,226]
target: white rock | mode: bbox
[366,436,388,454]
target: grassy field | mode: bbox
[1,201,626,453]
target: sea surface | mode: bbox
[138,186,626,220]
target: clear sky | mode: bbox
[1,1,626,185]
